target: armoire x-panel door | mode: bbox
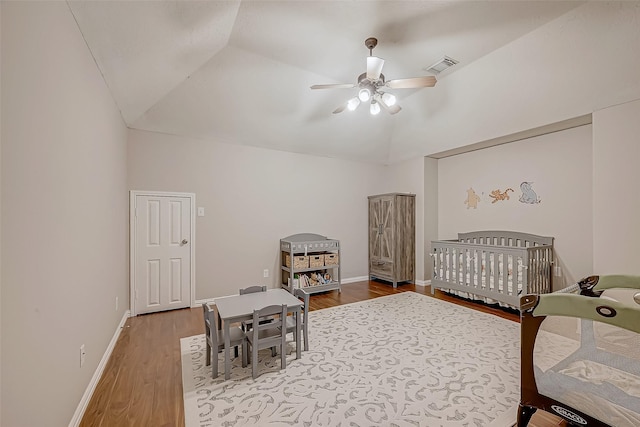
[369,195,394,264]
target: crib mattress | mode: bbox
[433,251,526,302]
[436,269,522,295]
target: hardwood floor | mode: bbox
[80,281,565,426]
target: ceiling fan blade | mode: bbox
[332,102,347,114]
[366,56,385,80]
[311,83,356,90]
[386,76,437,89]
[378,100,402,115]
[387,104,402,115]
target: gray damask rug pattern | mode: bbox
[181,292,520,427]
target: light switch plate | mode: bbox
[80,344,86,367]
[197,207,205,217]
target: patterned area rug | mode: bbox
[181,292,520,426]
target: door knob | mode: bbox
[181,239,188,245]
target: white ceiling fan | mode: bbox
[311,37,437,115]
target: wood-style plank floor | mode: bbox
[80,281,566,426]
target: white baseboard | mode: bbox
[69,309,131,427]
[341,276,370,284]
[415,279,431,287]
[195,297,216,306]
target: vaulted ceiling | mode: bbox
[68,1,585,164]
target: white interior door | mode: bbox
[132,193,193,315]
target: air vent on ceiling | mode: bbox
[425,56,458,74]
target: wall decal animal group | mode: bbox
[463,182,542,210]
[489,188,513,203]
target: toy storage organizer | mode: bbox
[280,233,341,294]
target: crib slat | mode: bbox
[462,248,468,289]
[448,248,452,283]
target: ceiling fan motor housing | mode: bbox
[358,72,385,88]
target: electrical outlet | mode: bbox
[554,266,562,277]
[115,296,119,311]
[80,344,86,368]
[263,269,269,278]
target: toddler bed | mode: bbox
[430,230,554,308]
[519,275,640,426]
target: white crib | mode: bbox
[430,230,554,308]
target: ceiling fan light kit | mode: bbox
[370,101,381,115]
[347,97,361,111]
[311,37,437,116]
[358,88,371,102]
[381,92,396,107]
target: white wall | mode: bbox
[437,125,593,287]
[593,98,640,274]
[128,129,384,299]
[424,157,438,282]
[391,1,640,161]
[379,158,426,283]
[1,3,128,426]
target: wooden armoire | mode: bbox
[368,193,415,288]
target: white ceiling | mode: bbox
[68,1,584,164]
